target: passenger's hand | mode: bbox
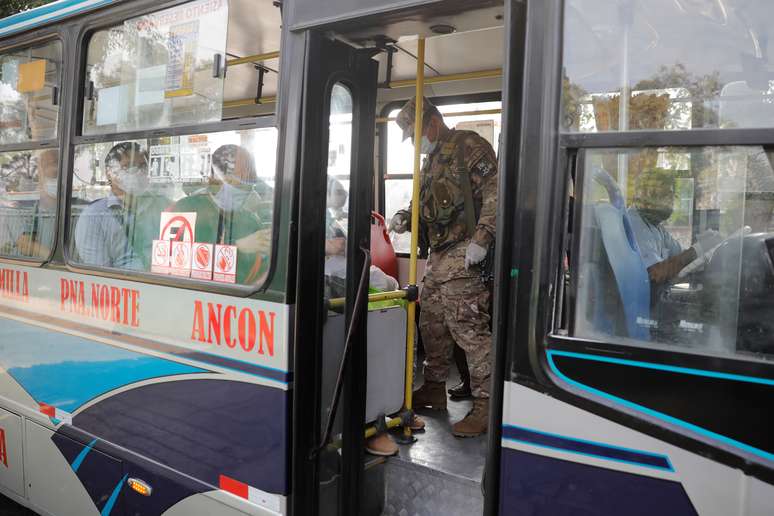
[236,229,272,254]
[388,211,410,234]
[692,229,724,257]
[465,242,488,270]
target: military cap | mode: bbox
[396,96,440,141]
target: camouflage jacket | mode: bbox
[399,129,498,252]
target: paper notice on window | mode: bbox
[136,65,166,106]
[165,21,199,98]
[17,59,46,93]
[96,85,130,126]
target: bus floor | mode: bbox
[381,365,485,516]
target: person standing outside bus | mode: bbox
[389,97,498,437]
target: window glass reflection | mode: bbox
[562,0,774,132]
[0,40,61,144]
[82,0,228,135]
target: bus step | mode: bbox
[383,457,483,516]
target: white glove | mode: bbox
[691,229,724,257]
[465,242,488,270]
[388,211,410,234]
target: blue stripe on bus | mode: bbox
[0,0,119,36]
[546,349,774,463]
[71,438,97,472]
[549,349,774,386]
[502,423,673,472]
[100,473,126,516]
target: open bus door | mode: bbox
[292,30,378,516]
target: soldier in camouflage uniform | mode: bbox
[389,97,497,437]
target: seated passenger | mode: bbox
[0,149,58,258]
[169,144,272,284]
[628,169,722,284]
[74,142,170,270]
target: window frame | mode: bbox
[376,91,502,257]
[0,33,65,267]
[62,0,284,297]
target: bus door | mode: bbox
[292,31,378,516]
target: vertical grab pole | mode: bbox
[403,37,425,437]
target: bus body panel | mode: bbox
[499,380,774,515]
[0,263,291,515]
[0,0,124,38]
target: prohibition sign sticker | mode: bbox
[214,244,237,283]
[151,240,171,274]
[191,242,214,280]
[171,241,192,277]
[159,212,197,242]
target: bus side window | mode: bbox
[68,129,277,286]
[573,146,774,359]
[0,149,59,260]
[0,39,62,262]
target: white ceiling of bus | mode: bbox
[223,0,505,106]
[223,0,281,104]
[374,27,504,86]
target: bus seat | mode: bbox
[585,168,651,341]
[371,212,398,282]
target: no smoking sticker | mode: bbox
[171,241,192,277]
[213,244,237,283]
[191,242,214,280]
[151,240,171,274]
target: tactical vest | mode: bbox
[419,130,478,250]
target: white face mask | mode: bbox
[420,135,437,155]
[115,171,149,196]
[43,180,57,198]
[213,182,250,211]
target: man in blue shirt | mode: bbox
[74,142,170,270]
[628,169,722,284]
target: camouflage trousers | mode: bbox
[419,274,492,399]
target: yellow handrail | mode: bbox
[226,51,280,67]
[327,289,407,310]
[389,68,501,89]
[223,96,276,109]
[403,37,425,438]
[376,107,502,124]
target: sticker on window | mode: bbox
[151,239,171,274]
[214,244,237,283]
[191,242,214,280]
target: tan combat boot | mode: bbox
[451,398,488,437]
[412,381,447,410]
